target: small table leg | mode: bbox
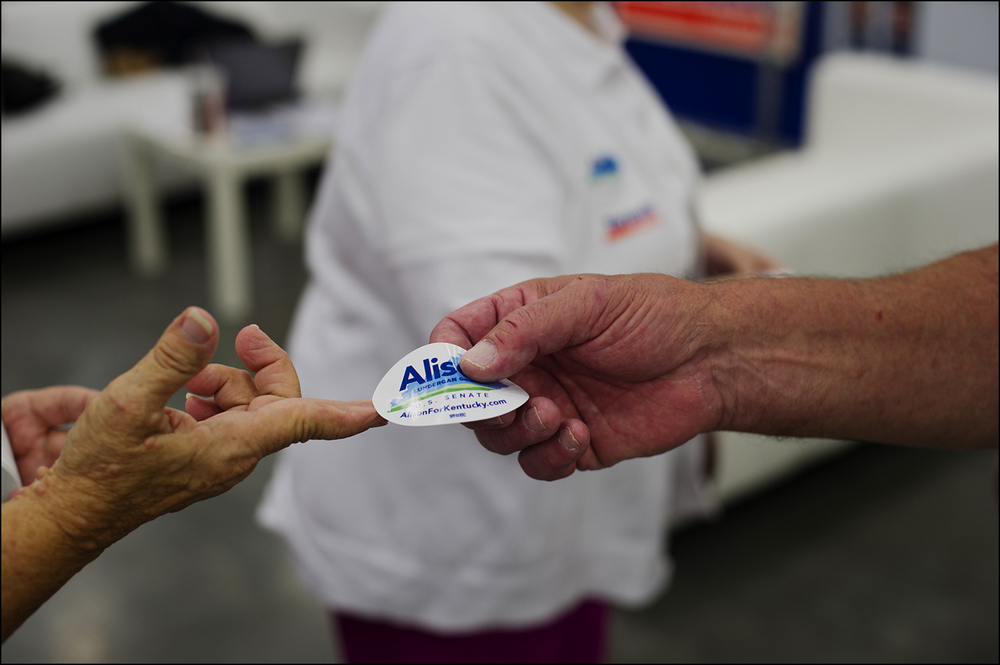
[273,169,307,243]
[122,138,168,276]
[206,168,253,322]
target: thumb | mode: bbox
[111,307,220,414]
[459,276,601,383]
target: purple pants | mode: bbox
[330,599,610,664]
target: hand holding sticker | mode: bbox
[372,343,528,427]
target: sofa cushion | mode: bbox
[0,1,118,90]
[2,72,195,234]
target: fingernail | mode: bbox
[463,340,496,370]
[523,406,546,434]
[560,427,581,452]
[183,309,214,344]
[185,393,197,401]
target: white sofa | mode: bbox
[1,1,383,237]
[700,52,999,501]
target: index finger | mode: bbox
[429,275,580,348]
[223,398,386,458]
[453,275,613,384]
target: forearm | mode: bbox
[710,245,998,449]
[1,472,110,642]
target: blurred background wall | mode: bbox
[2,2,997,662]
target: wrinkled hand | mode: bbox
[430,274,727,481]
[38,308,383,548]
[1,387,98,484]
[703,233,780,277]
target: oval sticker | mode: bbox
[372,343,528,427]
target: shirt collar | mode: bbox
[491,2,628,90]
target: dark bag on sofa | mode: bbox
[1,61,60,115]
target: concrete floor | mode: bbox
[2,186,997,663]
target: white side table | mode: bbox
[122,130,330,322]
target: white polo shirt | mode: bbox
[257,1,704,631]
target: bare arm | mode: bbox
[431,245,998,479]
[1,470,107,642]
[712,244,998,448]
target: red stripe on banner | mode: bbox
[618,1,767,32]
[615,1,775,54]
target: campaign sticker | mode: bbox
[372,343,528,427]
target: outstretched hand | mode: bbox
[35,308,383,547]
[430,274,727,480]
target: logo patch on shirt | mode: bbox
[605,205,659,242]
[590,155,619,181]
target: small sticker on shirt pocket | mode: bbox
[590,154,620,182]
